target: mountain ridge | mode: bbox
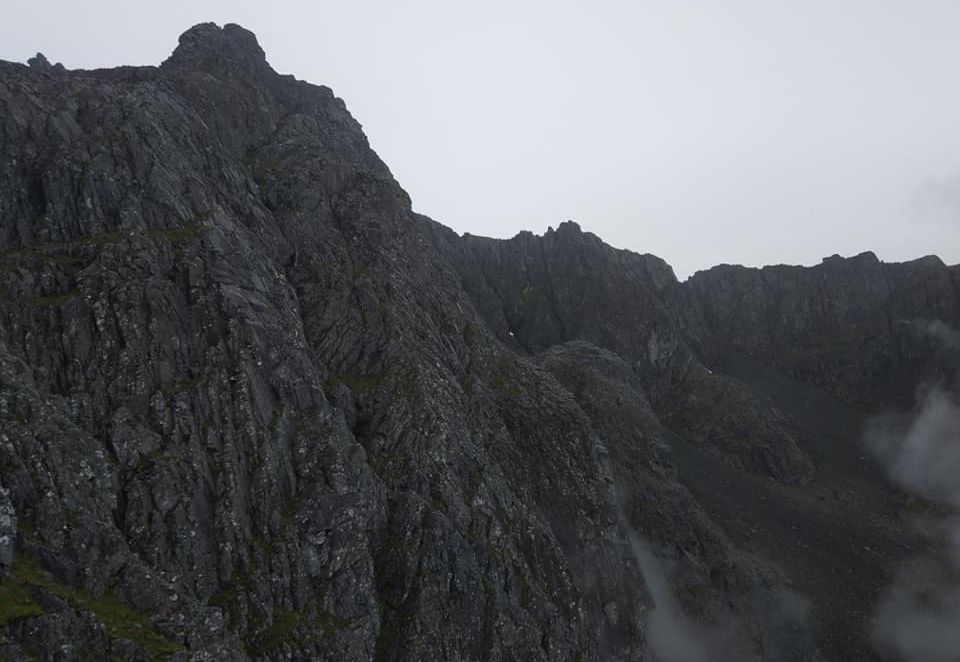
[0,22,956,662]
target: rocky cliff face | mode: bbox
[0,22,956,662]
[679,253,960,408]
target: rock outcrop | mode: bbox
[679,253,960,408]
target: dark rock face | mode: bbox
[0,22,956,662]
[428,219,815,484]
[0,22,664,661]
[680,253,960,408]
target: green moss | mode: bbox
[1,232,123,260]
[374,602,413,662]
[678,581,712,605]
[80,232,123,247]
[208,578,249,630]
[462,322,476,347]
[208,586,239,609]
[481,576,494,604]
[148,224,203,245]
[352,266,370,280]
[29,289,79,307]
[315,608,350,636]
[247,607,299,655]
[246,604,351,655]
[131,448,168,477]
[467,517,485,544]
[519,283,538,306]
[464,471,480,507]
[163,374,205,395]
[373,532,425,578]
[369,450,396,481]
[490,358,522,397]
[252,534,271,556]
[269,402,285,431]
[324,371,384,397]
[15,518,39,543]
[513,563,532,609]
[280,491,305,533]
[0,579,44,624]
[12,555,183,656]
[88,594,184,656]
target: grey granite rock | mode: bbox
[0,485,13,570]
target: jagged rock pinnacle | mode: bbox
[27,52,65,73]
[162,22,270,76]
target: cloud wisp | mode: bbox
[863,321,960,662]
[627,534,713,662]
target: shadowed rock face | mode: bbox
[679,253,960,408]
[0,22,956,662]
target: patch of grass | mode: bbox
[280,491,305,533]
[352,266,370,280]
[0,579,44,624]
[678,581,712,606]
[252,534,271,556]
[29,289,79,307]
[131,448,168,477]
[467,517,485,544]
[80,232,123,247]
[208,586,240,610]
[12,554,183,656]
[14,518,39,543]
[88,594,183,656]
[513,563,532,609]
[464,471,480,508]
[0,248,85,266]
[519,283,538,306]
[166,374,206,394]
[462,322,476,347]
[490,358,522,398]
[248,607,299,655]
[481,576,494,604]
[246,604,351,656]
[1,232,123,259]
[369,450,397,481]
[324,371,384,397]
[208,578,250,630]
[315,608,350,638]
[374,603,413,662]
[269,402,285,431]
[148,224,203,245]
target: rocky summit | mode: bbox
[0,22,958,662]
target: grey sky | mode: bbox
[4,0,959,278]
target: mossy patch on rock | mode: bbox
[147,223,204,245]
[12,555,183,656]
[28,289,79,307]
[0,578,44,624]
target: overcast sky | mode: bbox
[4,1,959,278]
